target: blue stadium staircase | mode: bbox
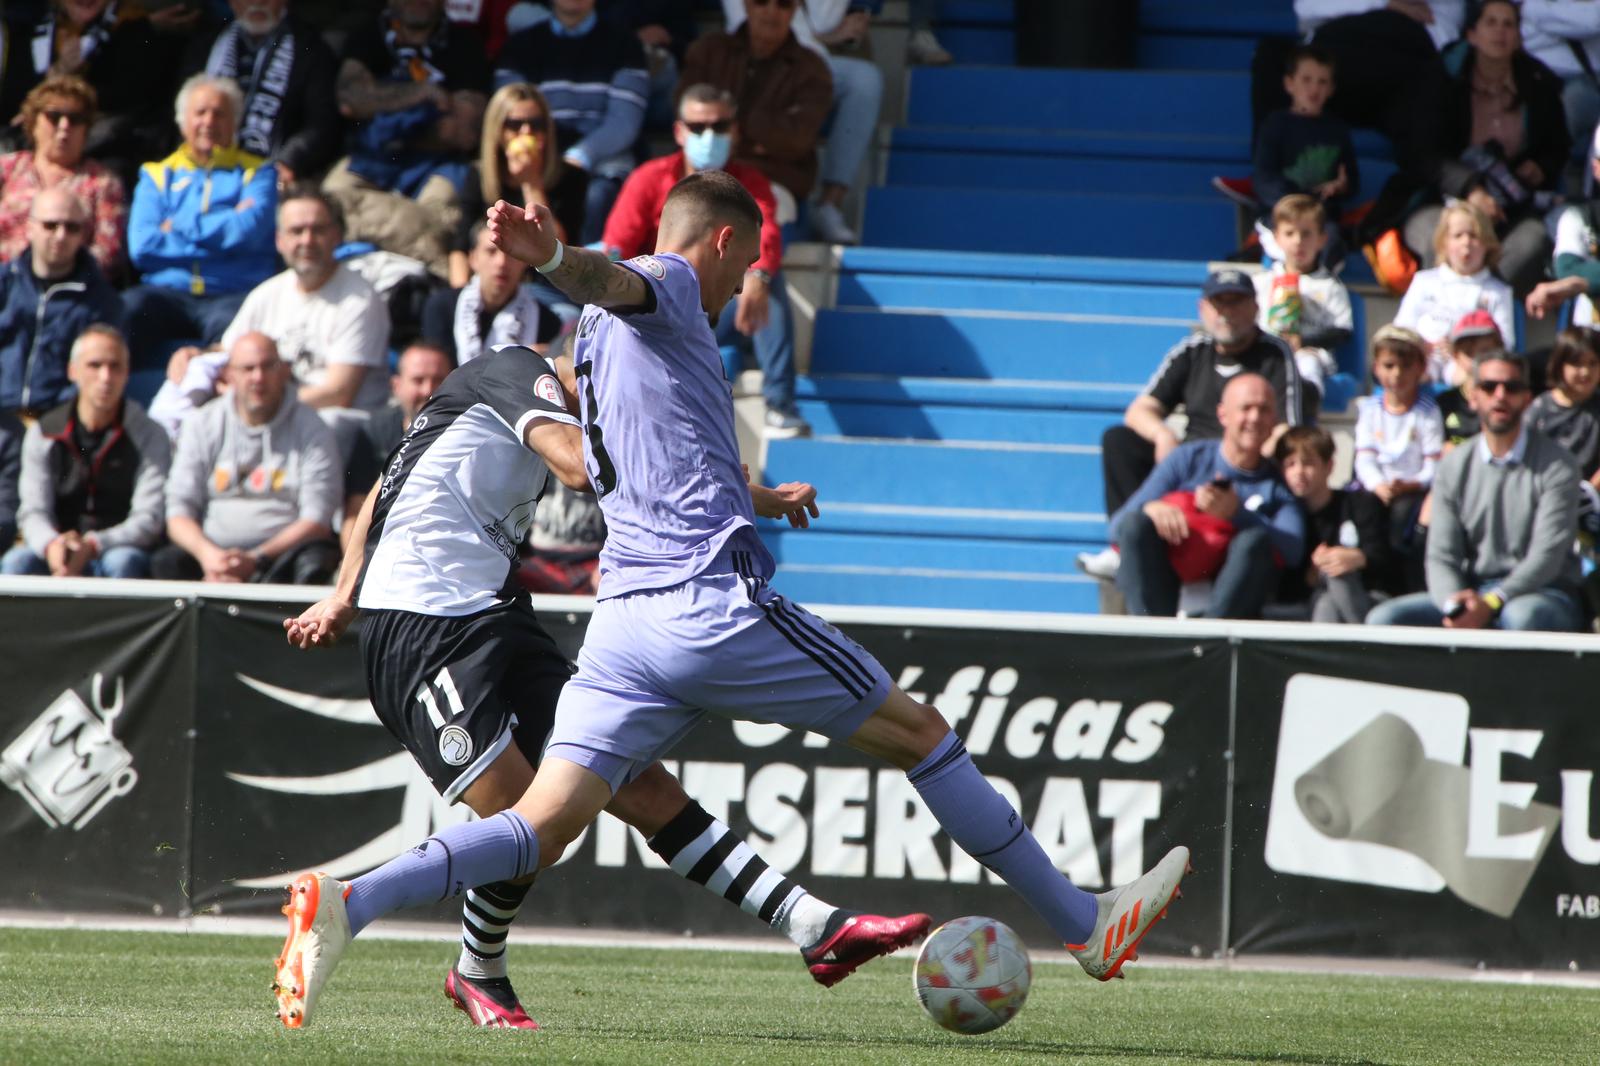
[760,0,1377,614]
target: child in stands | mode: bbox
[1436,309,1502,448]
[1354,325,1442,590]
[1528,327,1600,485]
[1275,425,1391,623]
[1393,202,1515,384]
[1252,45,1357,269]
[1254,194,1354,415]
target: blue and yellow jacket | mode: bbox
[128,144,279,296]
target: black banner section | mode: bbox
[1231,640,1600,969]
[0,597,194,915]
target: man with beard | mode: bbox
[1080,268,1305,581]
[1367,350,1587,632]
[184,0,343,185]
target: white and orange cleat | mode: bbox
[273,872,353,1029]
[1067,846,1191,982]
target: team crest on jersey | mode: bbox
[631,255,667,279]
[438,725,473,766]
[534,373,565,410]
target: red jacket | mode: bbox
[602,152,783,276]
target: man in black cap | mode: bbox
[1080,268,1306,580]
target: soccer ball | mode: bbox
[912,916,1032,1035]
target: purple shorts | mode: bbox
[546,546,892,791]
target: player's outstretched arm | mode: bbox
[283,482,378,648]
[750,478,821,529]
[487,201,649,312]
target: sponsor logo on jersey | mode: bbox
[631,255,667,279]
[0,674,137,829]
[439,725,474,767]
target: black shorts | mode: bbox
[360,600,573,802]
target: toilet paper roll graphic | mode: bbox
[1294,713,1559,918]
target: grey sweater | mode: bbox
[165,393,340,550]
[1427,427,1582,602]
[18,400,170,555]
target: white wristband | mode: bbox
[536,240,565,275]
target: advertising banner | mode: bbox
[0,597,195,914]
[1231,639,1600,968]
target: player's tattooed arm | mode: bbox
[545,246,651,313]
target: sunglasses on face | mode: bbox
[682,119,733,135]
[33,218,83,234]
[502,115,544,133]
[1477,378,1529,395]
[750,0,796,8]
[42,109,89,128]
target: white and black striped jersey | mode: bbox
[357,346,579,616]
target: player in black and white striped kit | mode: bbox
[282,344,929,1030]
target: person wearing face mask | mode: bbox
[182,0,343,186]
[601,82,805,437]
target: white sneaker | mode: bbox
[1075,546,1120,580]
[1068,845,1191,981]
[908,28,953,65]
[810,202,859,245]
[273,871,353,1028]
[763,405,812,439]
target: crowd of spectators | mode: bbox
[0,0,953,588]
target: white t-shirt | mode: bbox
[1553,205,1598,327]
[1520,1,1600,79]
[1354,391,1445,489]
[1294,0,1463,49]
[1392,264,1515,383]
[222,263,392,410]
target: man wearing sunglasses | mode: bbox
[0,187,122,416]
[602,83,807,437]
[1367,349,1588,631]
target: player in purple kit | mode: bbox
[274,171,1191,1030]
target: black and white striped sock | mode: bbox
[648,800,835,949]
[457,879,532,980]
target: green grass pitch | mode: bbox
[1,928,1597,1065]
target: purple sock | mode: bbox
[908,733,1098,944]
[345,811,539,936]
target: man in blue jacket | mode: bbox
[0,188,122,415]
[122,74,279,372]
[1111,372,1305,618]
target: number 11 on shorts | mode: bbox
[416,667,465,729]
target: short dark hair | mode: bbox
[1473,348,1529,380]
[679,82,735,115]
[661,169,763,239]
[1274,425,1335,465]
[1285,44,1335,78]
[1546,327,1600,387]
[278,184,345,236]
[398,340,454,373]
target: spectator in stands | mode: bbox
[0,187,121,416]
[152,188,392,449]
[346,340,453,492]
[450,83,585,287]
[1400,0,1568,297]
[154,331,341,584]
[0,0,189,180]
[183,0,343,185]
[1528,326,1600,484]
[1518,3,1600,179]
[680,0,833,236]
[1526,126,1600,325]
[719,0,881,244]
[1083,268,1304,581]
[1368,348,1586,631]
[0,76,126,276]
[1354,325,1442,577]
[4,325,167,579]
[1393,202,1515,383]
[1252,46,1357,268]
[1438,309,1501,446]
[493,0,649,245]
[1275,425,1393,623]
[1110,372,1305,619]
[0,410,20,547]
[323,0,490,275]
[1253,194,1354,412]
[603,83,807,437]
[424,219,560,364]
[123,75,279,372]
[601,0,703,128]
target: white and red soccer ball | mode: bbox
[912,916,1032,1035]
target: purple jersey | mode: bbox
[573,252,774,598]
